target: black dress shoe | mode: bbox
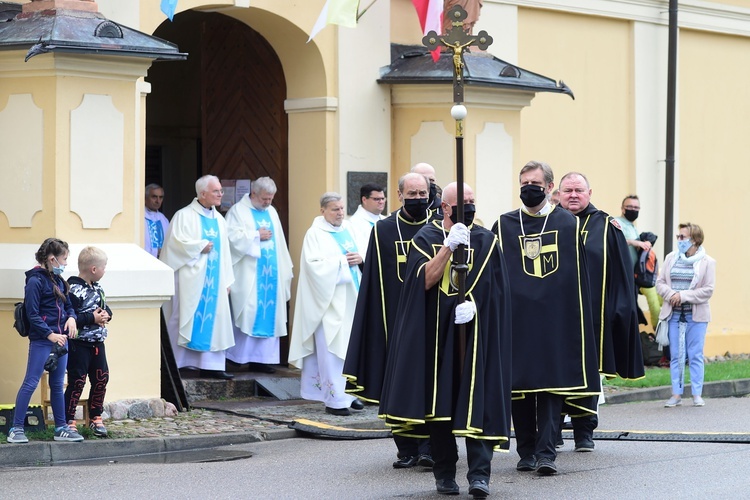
[392,455,419,469]
[200,369,234,380]
[325,406,351,416]
[247,362,276,374]
[468,479,490,499]
[417,454,434,468]
[350,399,364,410]
[516,456,537,471]
[535,457,558,475]
[435,478,460,495]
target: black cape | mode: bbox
[343,209,432,402]
[574,203,645,380]
[379,221,513,446]
[493,206,601,414]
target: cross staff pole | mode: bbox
[422,5,493,373]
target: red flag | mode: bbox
[411,0,442,62]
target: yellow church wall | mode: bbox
[516,8,633,208]
[679,28,750,354]
[0,308,160,407]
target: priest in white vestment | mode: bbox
[348,183,386,258]
[161,175,236,380]
[226,177,293,373]
[289,192,364,415]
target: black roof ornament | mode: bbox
[94,21,123,39]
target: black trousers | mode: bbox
[428,421,495,482]
[64,341,109,421]
[572,413,599,443]
[394,431,431,458]
[512,392,564,461]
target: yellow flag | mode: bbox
[326,0,360,28]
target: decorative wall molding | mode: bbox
[392,85,536,111]
[70,94,124,228]
[0,94,44,227]
[284,97,339,113]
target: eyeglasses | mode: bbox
[210,189,224,196]
[624,205,640,210]
[676,234,690,241]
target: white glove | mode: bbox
[454,301,476,325]
[444,223,470,251]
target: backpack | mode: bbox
[640,331,662,366]
[13,301,30,337]
[634,248,658,288]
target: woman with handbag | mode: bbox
[656,223,716,408]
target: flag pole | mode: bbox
[356,0,381,20]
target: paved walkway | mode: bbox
[1,378,748,468]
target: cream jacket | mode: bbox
[656,250,716,323]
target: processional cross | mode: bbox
[422,6,493,370]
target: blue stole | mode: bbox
[251,208,278,338]
[329,228,360,291]
[187,216,221,351]
[146,218,164,250]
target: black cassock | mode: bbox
[378,221,512,447]
[574,203,645,381]
[494,206,601,415]
[343,209,431,403]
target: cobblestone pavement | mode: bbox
[96,400,384,441]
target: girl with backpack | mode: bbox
[6,238,83,443]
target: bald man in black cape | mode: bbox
[379,182,512,499]
[344,172,434,469]
[557,171,644,451]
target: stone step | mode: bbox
[179,364,300,403]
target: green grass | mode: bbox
[0,423,98,444]
[605,359,750,389]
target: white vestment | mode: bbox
[225,195,293,364]
[348,204,384,258]
[144,209,170,258]
[288,216,361,408]
[160,199,235,370]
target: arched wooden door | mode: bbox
[200,14,289,233]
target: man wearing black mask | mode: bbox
[492,161,600,476]
[344,172,434,470]
[614,195,662,329]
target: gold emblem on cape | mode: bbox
[523,236,542,260]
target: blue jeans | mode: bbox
[667,312,707,397]
[13,339,68,428]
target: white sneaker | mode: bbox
[54,425,84,442]
[7,427,29,444]
[664,396,682,408]
[693,396,705,407]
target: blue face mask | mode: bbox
[677,239,692,255]
[52,257,65,276]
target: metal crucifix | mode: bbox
[422,5,493,370]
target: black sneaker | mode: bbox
[574,439,595,452]
[516,456,537,471]
[435,478,460,495]
[392,455,419,469]
[469,479,490,499]
[417,454,435,468]
[535,457,558,475]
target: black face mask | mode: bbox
[429,183,439,205]
[449,204,476,226]
[624,209,639,222]
[403,198,430,219]
[519,184,547,208]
